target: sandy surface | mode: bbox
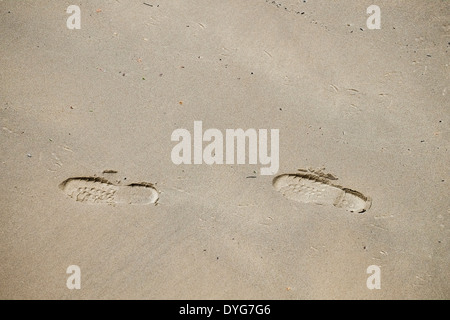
[0,0,449,299]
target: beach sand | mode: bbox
[0,0,448,299]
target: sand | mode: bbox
[0,0,448,299]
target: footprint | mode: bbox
[272,173,371,213]
[59,177,159,205]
